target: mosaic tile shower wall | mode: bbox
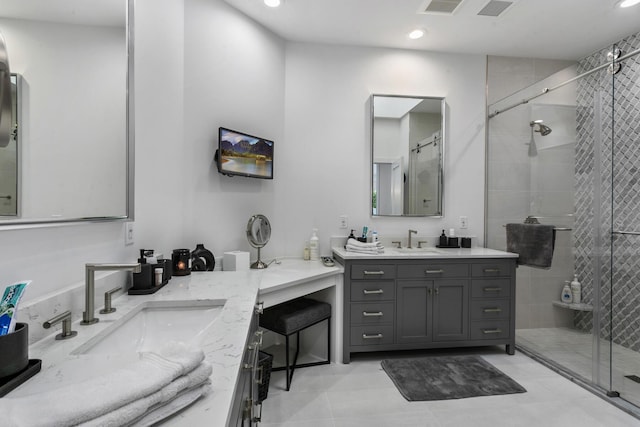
[574,31,640,350]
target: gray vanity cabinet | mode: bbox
[337,256,516,363]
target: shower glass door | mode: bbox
[608,41,640,406]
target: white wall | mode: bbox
[279,43,487,251]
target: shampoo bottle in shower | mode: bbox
[561,281,573,304]
[570,275,581,304]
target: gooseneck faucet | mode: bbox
[82,263,141,325]
[408,229,418,248]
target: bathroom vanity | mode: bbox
[332,247,518,363]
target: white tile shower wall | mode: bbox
[487,56,577,329]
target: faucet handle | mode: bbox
[43,310,77,340]
[392,241,402,248]
[418,241,428,248]
[100,286,122,314]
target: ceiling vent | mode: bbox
[477,0,513,17]
[420,0,465,15]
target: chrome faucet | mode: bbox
[408,229,418,248]
[82,263,141,325]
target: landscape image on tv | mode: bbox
[219,128,274,178]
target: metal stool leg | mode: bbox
[285,334,291,391]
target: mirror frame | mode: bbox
[0,0,134,227]
[370,94,445,218]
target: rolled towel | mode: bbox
[80,362,212,427]
[0,347,205,427]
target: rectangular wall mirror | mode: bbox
[371,94,445,217]
[0,0,132,225]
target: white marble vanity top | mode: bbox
[12,258,343,426]
[332,246,518,260]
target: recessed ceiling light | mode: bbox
[264,0,282,7]
[620,0,640,7]
[408,29,425,40]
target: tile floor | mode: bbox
[259,347,640,426]
[517,327,640,409]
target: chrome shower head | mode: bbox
[530,120,552,136]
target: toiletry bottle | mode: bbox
[570,274,581,304]
[348,229,356,241]
[303,241,310,261]
[310,229,320,261]
[561,281,573,304]
[372,230,378,243]
[439,230,447,247]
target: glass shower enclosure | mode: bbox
[486,33,640,411]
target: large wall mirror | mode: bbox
[0,0,133,225]
[371,95,444,217]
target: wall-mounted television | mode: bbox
[216,127,274,179]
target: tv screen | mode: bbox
[217,127,274,179]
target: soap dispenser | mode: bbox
[561,281,573,304]
[439,230,447,247]
[570,274,581,304]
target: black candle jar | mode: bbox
[172,249,191,276]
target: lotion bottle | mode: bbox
[310,229,320,261]
[561,281,573,304]
[570,274,581,304]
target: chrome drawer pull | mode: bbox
[363,311,383,317]
[363,289,384,295]
[482,328,503,334]
[483,308,502,313]
[363,270,385,276]
[483,268,500,273]
[362,333,383,339]
[425,269,444,274]
[483,287,502,292]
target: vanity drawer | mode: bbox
[470,300,510,320]
[397,263,469,279]
[471,279,511,299]
[350,281,395,301]
[350,325,394,346]
[350,302,395,324]
[470,320,510,340]
[471,262,512,277]
[351,264,396,280]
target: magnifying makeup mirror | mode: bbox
[246,214,271,269]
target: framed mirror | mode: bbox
[0,0,133,225]
[371,94,444,217]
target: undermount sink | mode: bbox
[392,247,441,254]
[72,299,225,355]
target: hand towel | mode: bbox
[0,347,205,427]
[130,383,211,427]
[346,238,384,254]
[79,362,212,427]
[506,223,556,268]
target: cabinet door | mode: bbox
[432,279,469,342]
[396,280,432,344]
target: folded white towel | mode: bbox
[0,348,205,427]
[345,245,385,254]
[346,238,382,248]
[130,383,211,427]
[80,362,212,427]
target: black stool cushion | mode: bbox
[260,298,331,336]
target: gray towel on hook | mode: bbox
[506,223,556,268]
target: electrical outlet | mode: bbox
[459,216,468,229]
[124,221,134,245]
[339,215,348,229]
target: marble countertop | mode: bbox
[11,258,343,426]
[332,246,518,260]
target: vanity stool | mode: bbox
[259,297,331,391]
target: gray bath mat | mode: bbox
[381,355,526,401]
